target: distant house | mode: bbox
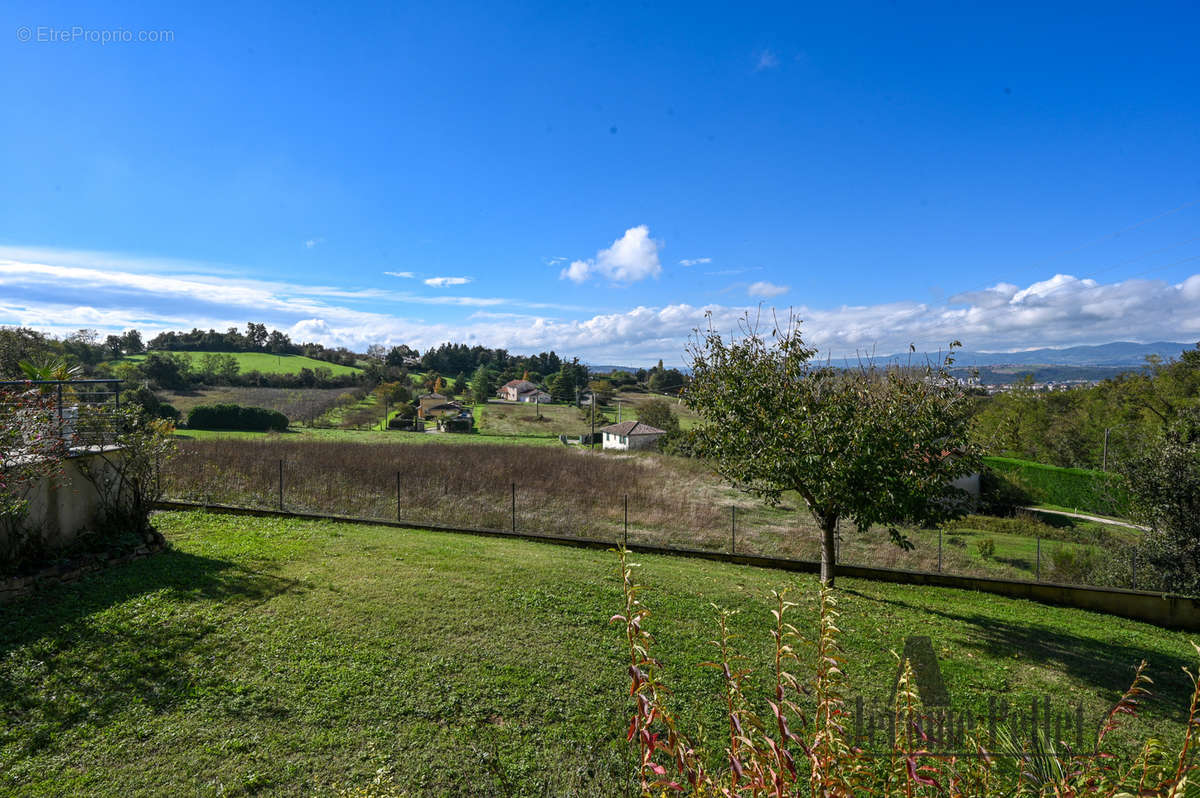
[418,393,466,420]
[498,379,551,403]
[600,420,666,451]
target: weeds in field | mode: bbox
[614,547,1200,796]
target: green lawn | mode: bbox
[125,351,362,376]
[471,400,603,438]
[0,511,1194,796]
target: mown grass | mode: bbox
[125,351,362,376]
[472,400,609,438]
[0,511,1193,796]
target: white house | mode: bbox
[600,420,666,451]
[497,379,551,403]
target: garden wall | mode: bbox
[6,447,123,554]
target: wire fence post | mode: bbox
[938,528,943,573]
[396,471,401,523]
[623,493,628,548]
[1132,546,1138,589]
[278,459,284,511]
[511,482,516,533]
[731,506,736,555]
[1036,537,1041,581]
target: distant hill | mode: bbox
[838,340,1196,369]
[587,364,648,374]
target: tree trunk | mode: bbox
[820,520,837,586]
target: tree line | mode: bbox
[968,344,1200,471]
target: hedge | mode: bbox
[982,456,1130,518]
[187,403,289,432]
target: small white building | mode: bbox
[600,420,666,451]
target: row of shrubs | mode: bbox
[981,455,1130,517]
[186,403,289,432]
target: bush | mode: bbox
[976,537,996,558]
[187,403,288,432]
[983,456,1130,517]
[121,386,180,422]
[1048,545,1105,585]
[977,468,1033,516]
[1121,409,1200,595]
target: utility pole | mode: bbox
[1102,427,1111,472]
[590,395,596,449]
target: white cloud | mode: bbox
[1,244,1198,365]
[424,276,472,287]
[305,238,324,249]
[384,271,416,279]
[747,281,790,298]
[561,225,663,284]
[755,49,779,70]
[680,257,711,266]
[707,267,761,276]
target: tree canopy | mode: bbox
[685,314,979,585]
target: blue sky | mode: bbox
[2,1,1199,365]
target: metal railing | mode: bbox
[0,379,125,449]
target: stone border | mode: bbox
[0,532,167,603]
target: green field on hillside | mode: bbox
[126,351,362,376]
[0,511,1193,795]
[173,425,561,447]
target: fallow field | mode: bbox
[161,438,1136,586]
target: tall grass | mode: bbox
[161,438,1139,587]
[615,548,1200,796]
[162,438,734,542]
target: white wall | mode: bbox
[6,449,123,553]
[602,431,627,450]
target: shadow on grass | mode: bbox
[994,555,1033,572]
[0,549,304,752]
[841,588,1196,721]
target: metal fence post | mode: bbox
[623,493,628,548]
[396,471,401,523]
[278,459,284,511]
[1036,537,1041,581]
[731,506,736,555]
[511,482,516,533]
[1132,547,1137,589]
[938,528,943,573]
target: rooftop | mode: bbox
[599,420,666,436]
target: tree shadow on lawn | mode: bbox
[993,555,1033,572]
[841,588,1196,723]
[0,549,305,752]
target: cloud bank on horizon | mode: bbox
[1,245,1198,366]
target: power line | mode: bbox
[1021,197,1200,271]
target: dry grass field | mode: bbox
[160,386,351,422]
[159,437,1095,582]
